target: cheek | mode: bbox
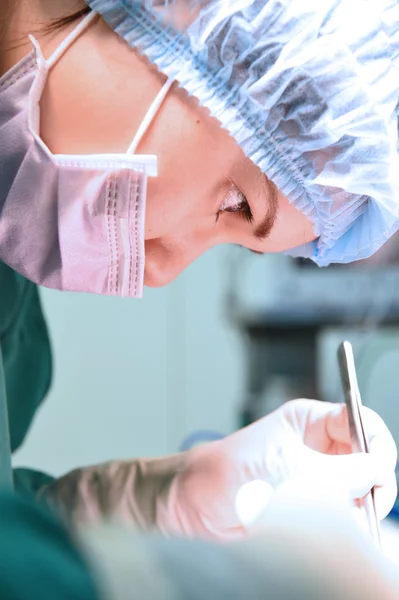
[143,98,234,239]
[264,191,317,252]
[144,161,211,239]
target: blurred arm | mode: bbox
[38,453,187,531]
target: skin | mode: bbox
[1,0,316,287]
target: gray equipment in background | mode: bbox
[226,235,399,428]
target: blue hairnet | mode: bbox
[85,0,399,266]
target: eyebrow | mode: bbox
[253,175,279,241]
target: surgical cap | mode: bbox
[86,0,399,266]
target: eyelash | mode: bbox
[216,188,253,224]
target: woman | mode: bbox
[1,1,399,599]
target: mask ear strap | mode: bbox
[46,11,98,70]
[127,78,174,155]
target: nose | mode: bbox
[144,237,214,287]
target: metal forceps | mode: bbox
[338,340,381,548]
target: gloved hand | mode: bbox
[158,400,397,540]
[40,400,397,544]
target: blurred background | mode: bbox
[12,237,399,546]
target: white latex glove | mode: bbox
[159,400,397,540]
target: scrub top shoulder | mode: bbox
[0,260,52,454]
[0,260,55,493]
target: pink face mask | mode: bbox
[0,12,173,297]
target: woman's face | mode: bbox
[7,8,316,287]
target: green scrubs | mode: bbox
[0,261,99,600]
[0,261,51,453]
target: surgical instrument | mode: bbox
[338,340,381,548]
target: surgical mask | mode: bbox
[0,12,173,297]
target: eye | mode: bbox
[217,187,253,224]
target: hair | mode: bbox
[44,6,92,34]
[1,2,92,49]
[0,0,17,46]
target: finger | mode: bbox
[288,400,397,472]
[301,446,391,500]
[282,400,349,452]
[326,405,397,467]
[374,472,398,520]
[324,404,397,481]
[248,477,353,533]
[361,407,398,473]
[351,504,374,536]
